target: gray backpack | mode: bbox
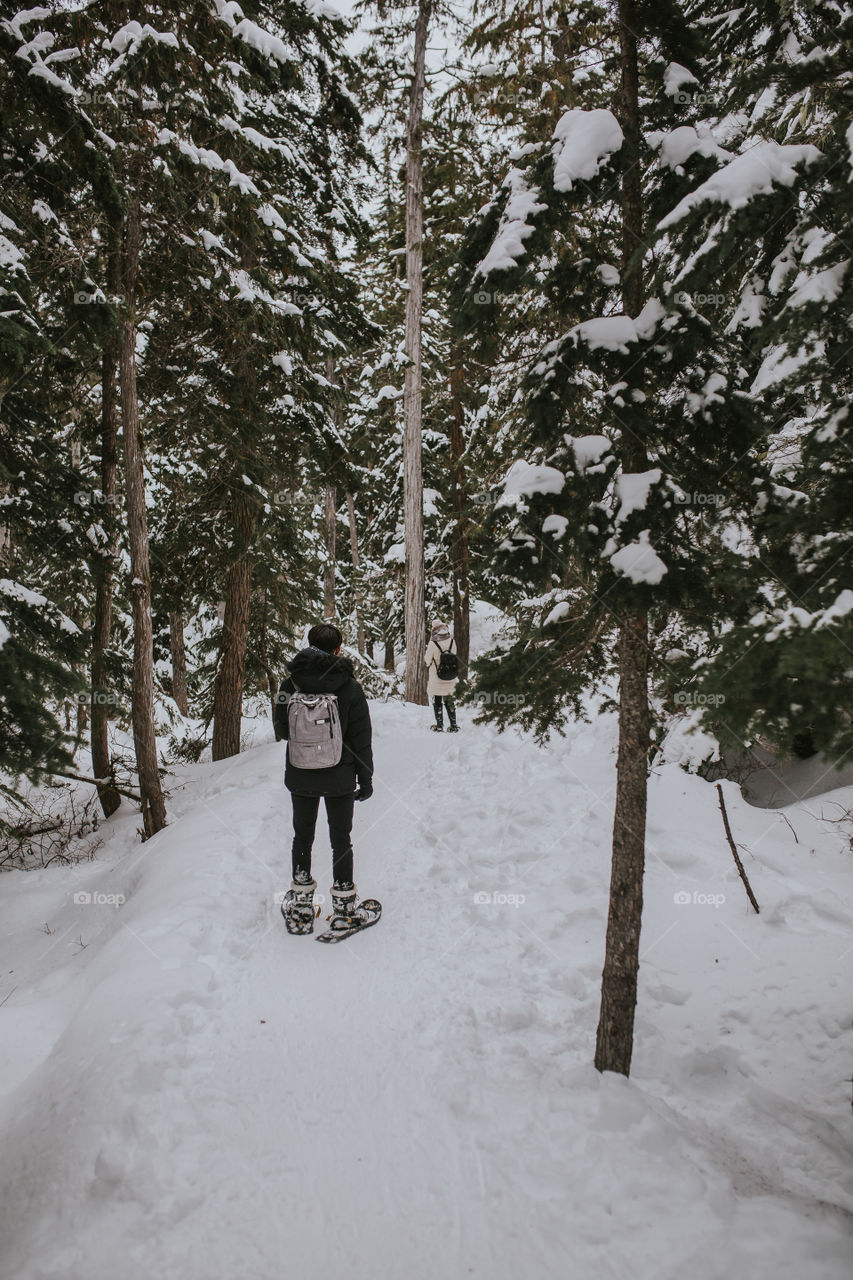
[286,680,343,769]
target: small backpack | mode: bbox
[286,680,343,769]
[436,642,459,681]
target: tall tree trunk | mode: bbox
[402,0,432,705]
[169,610,189,715]
[212,487,254,760]
[594,0,649,1077]
[324,482,337,618]
[212,231,258,762]
[255,589,279,719]
[383,636,395,672]
[346,490,366,654]
[90,259,122,818]
[449,356,471,674]
[119,192,167,836]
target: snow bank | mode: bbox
[0,705,851,1279]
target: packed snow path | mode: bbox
[1,703,852,1280]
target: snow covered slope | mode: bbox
[1,703,851,1280]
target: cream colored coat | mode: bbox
[425,636,458,697]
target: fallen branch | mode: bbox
[716,783,760,914]
[56,772,142,804]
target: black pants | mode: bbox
[291,793,354,884]
[433,695,456,727]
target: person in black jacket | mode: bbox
[274,623,373,926]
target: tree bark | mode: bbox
[402,0,432,705]
[594,612,649,1075]
[169,610,190,715]
[346,490,366,654]
[594,0,649,1077]
[449,356,471,674]
[324,482,337,618]
[211,229,258,762]
[119,190,167,836]
[90,317,121,818]
[383,636,395,672]
[212,487,254,760]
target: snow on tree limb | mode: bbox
[551,108,623,192]
[659,141,822,228]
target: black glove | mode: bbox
[353,782,373,802]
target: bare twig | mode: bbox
[779,811,799,844]
[716,784,760,914]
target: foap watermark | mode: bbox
[274,890,327,907]
[472,91,524,110]
[673,890,725,908]
[73,890,125,907]
[473,890,526,908]
[674,290,726,308]
[471,692,525,708]
[673,490,726,507]
[76,690,121,707]
[73,491,121,507]
[472,289,525,307]
[673,691,725,707]
[79,89,134,106]
[73,291,126,307]
[674,90,724,108]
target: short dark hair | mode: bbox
[308,623,343,653]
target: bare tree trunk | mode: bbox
[169,610,189,715]
[383,636,395,672]
[402,0,432,706]
[594,0,649,1077]
[119,191,167,836]
[346,490,366,654]
[90,267,122,819]
[212,487,254,760]
[255,589,279,720]
[212,229,258,762]
[0,413,11,568]
[449,357,471,674]
[324,482,336,618]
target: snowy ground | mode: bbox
[1,702,852,1280]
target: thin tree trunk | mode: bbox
[594,0,649,1077]
[169,610,189,715]
[402,0,432,705]
[212,487,254,760]
[346,490,366,654]
[90,324,121,818]
[212,230,258,762]
[324,482,336,618]
[119,190,167,836]
[255,589,279,719]
[449,356,471,674]
[383,636,395,672]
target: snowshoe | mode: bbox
[316,882,382,944]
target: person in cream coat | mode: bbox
[424,619,459,732]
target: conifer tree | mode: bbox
[457,0,771,1073]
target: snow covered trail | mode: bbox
[1,703,852,1280]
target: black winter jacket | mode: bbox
[274,647,373,797]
